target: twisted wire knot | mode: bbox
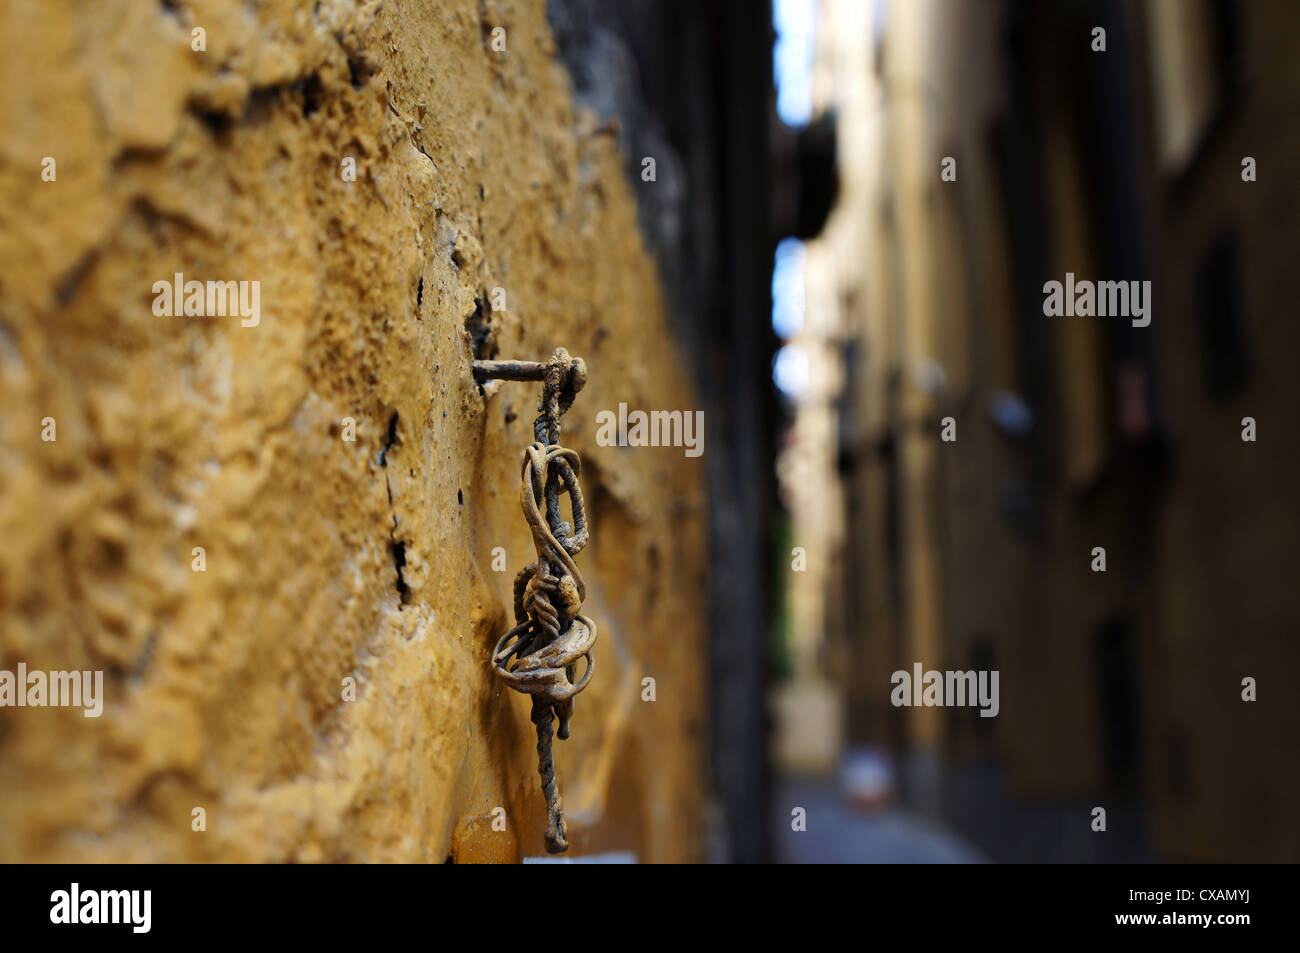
[481,348,595,854]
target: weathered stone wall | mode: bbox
[0,0,706,862]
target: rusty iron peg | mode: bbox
[472,359,551,382]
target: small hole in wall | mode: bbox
[416,275,423,310]
[444,854,455,864]
[457,489,464,506]
[347,54,375,91]
[378,411,400,467]
[465,294,495,361]
[196,108,233,140]
[391,540,411,605]
[293,74,323,117]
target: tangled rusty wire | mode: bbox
[473,348,596,854]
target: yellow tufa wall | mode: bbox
[0,0,707,862]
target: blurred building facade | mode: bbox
[780,0,1299,862]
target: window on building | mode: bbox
[1196,231,1250,399]
[1145,0,1243,175]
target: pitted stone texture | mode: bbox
[0,0,706,863]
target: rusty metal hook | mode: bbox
[474,348,595,854]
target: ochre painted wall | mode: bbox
[0,0,706,862]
